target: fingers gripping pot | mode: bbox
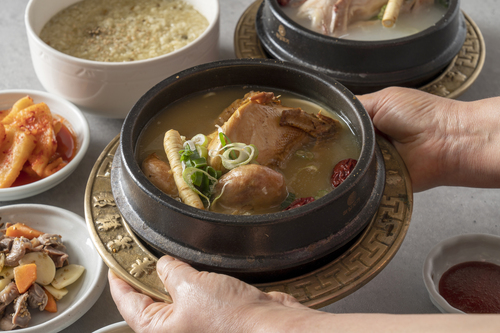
[111,59,385,283]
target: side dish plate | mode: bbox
[0,90,90,201]
[93,321,134,333]
[0,204,107,333]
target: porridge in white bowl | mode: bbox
[39,0,209,62]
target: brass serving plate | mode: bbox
[85,134,412,309]
[235,0,485,99]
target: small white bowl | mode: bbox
[25,0,220,118]
[0,204,107,333]
[423,233,500,314]
[93,321,134,333]
[0,89,90,201]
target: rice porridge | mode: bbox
[39,0,209,62]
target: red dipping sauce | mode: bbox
[438,261,500,313]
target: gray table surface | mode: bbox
[1,0,499,331]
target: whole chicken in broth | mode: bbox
[280,0,447,40]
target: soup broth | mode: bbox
[282,1,448,41]
[137,87,360,214]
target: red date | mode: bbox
[277,0,291,6]
[284,197,315,210]
[331,158,357,188]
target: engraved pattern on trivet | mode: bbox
[85,138,164,302]
[234,0,266,59]
[420,13,485,99]
[130,258,157,278]
[93,192,116,208]
[107,235,133,253]
[96,213,122,231]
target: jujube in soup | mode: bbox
[137,87,360,215]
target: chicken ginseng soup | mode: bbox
[280,0,448,41]
[137,87,360,215]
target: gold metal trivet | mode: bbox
[234,0,485,99]
[84,135,412,309]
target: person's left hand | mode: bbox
[108,255,308,333]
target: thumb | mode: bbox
[156,255,199,300]
[356,92,381,120]
[267,291,307,309]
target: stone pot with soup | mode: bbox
[256,0,466,94]
[111,59,385,283]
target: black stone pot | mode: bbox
[256,0,466,94]
[112,59,385,283]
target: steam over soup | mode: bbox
[279,0,448,40]
[137,88,360,215]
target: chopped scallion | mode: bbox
[192,133,209,147]
[182,167,219,209]
[280,192,296,210]
[192,157,207,168]
[219,143,258,170]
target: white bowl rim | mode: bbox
[422,233,500,314]
[24,0,220,67]
[0,203,107,333]
[93,321,133,333]
[0,89,90,200]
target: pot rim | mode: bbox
[120,58,376,225]
[267,0,460,46]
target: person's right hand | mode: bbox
[358,87,500,192]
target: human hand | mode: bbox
[358,87,500,191]
[108,254,500,333]
[108,255,310,333]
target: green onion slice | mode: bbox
[191,157,207,169]
[183,140,196,152]
[210,180,232,210]
[197,145,208,159]
[218,143,258,170]
[182,167,219,209]
[218,132,232,147]
[280,192,296,210]
[218,132,239,160]
[191,134,209,147]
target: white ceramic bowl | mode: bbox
[0,89,90,201]
[423,233,500,314]
[25,0,220,119]
[0,204,107,333]
[93,321,134,333]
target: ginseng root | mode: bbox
[164,129,205,209]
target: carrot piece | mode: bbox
[14,263,37,293]
[5,223,44,240]
[43,287,57,313]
